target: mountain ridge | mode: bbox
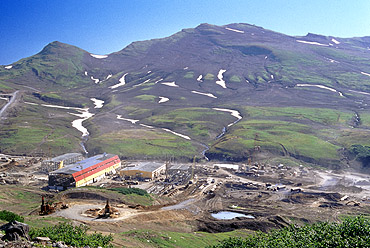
[1,23,370,169]
[3,22,370,67]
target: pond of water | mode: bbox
[211,211,255,220]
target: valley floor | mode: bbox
[0,155,370,247]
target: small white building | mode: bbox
[120,162,166,179]
[213,164,239,170]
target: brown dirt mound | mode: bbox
[197,215,289,233]
[60,190,124,204]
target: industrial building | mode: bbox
[48,153,121,190]
[120,162,166,180]
[41,153,84,173]
[213,163,239,171]
[167,164,191,185]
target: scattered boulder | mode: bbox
[0,221,30,241]
[35,236,51,244]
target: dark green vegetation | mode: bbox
[119,229,250,248]
[107,188,153,205]
[29,222,113,248]
[350,144,370,167]
[210,216,370,248]
[0,210,24,222]
[108,187,148,196]
[2,23,370,168]
[76,186,154,206]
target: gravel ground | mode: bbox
[54,204,138,222]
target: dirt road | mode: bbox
[0,90,19,119]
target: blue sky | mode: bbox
[1,0,370,65]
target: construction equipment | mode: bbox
[345,201,360,206]
[191,156,196,180]
[254,133,261,151]
[39,196,55,215]
[248,133,261,166]
[189,156,196,184]
[39,196,68,215]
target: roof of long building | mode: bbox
[50,153,118,175]
[169,164,190,170]
[122,162,165,172]
[44,153,83,163]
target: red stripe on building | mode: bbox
[72,155,120,182]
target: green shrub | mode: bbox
[351,144,370,166]
[29,222,113,248]
[0,210,24,222]
[108,187,148,196]
[210,216,370,248]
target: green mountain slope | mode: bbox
[1,23,370,168]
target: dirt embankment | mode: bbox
[60,191,125,204]
[197,215,289,233]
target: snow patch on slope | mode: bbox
[213,108,243,128]
[90,76,99,84]
[191,91,217,98]
[162,128,191,140]
[117,115,139,124]
[296,40,329,47]
[140,124,154,129]
[296,84,343,97]
[348,90,370,96]
[110,73,128,89]
[158,97,169,103]
[70,109,94,136]
[133,79,151,88]
[90,98,104,109]
[154,79,163,84]
[213,108,242,120]
[24,102,37,106]
[161,82,179,87]
[225,27,245,33]
[331,38,340,44]
[361,72,370,77]
[216,69,227,88]
[90,54,108,59]
[42,103,95,136]
[4,65,12,69]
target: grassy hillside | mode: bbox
[0,41,90,91]
[210,216,370,248]
[206,106,368,165]
[143,107,233,140]
[0,94,83,155]
[1,24,370,168]
[86,128,197,161]
[117,229,250,248]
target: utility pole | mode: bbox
[191,156,196,181]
